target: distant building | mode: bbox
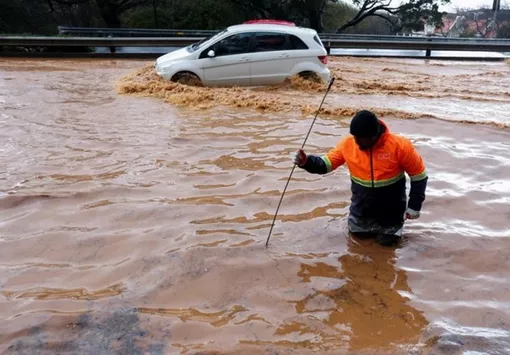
[432,12,508,38]
[397,10,508,38]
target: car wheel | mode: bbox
[171,72,203,87]
[298,71,322,83]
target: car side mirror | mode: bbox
[207,50,215,57]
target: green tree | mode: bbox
[0,0,56,34]
[228,0,332,32]
[49,0,148,27]
[323,2,358,32]
[227,0,449,33]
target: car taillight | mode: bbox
[318,56,327,64]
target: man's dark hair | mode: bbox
[350,110,380,138]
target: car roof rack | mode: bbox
[242,19,296,26]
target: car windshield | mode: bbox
[187,29,228,52]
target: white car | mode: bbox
[154,20,330,87]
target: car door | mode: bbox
[249,31,294,86]
[198,32,253,86]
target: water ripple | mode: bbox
[1,57,510,354]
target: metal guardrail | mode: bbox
[57,26,417,39]
[3,35,510,50]
[0,36,202,47]
[58,26,218,37]
[321,38,510,52]
[56,26,510,44]
[1,35,510,59]
[322,33,510,43]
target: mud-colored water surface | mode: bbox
[1,56,510,354]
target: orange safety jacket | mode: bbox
[299,120,428,226]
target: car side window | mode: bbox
[313,35,324,48]
[289,35,309,50]
[203,32,253,58]
[253,32,287,52]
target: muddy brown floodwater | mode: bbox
[1,56,510,354]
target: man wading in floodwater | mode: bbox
[293,110,428,246]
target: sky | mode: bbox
[440,0,507,11]
[390,0,509,11]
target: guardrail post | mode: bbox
[108,34,116,54]
[425,36,432,57]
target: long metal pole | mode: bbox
[491,0,500,38]
[265,77,335,248]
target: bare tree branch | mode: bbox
[337,0,448,33]
[46,0,56,12]
[337,3,399,32]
